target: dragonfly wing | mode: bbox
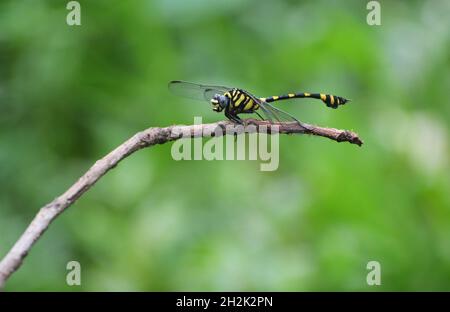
[259,101,300,123]
[258,101,314,130]
[168,80,231,102]
[257,102,278,122]
[243,91,300,124]
[240,91,279,122]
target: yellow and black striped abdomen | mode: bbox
[261,92,349,109]
[228,89,259,113]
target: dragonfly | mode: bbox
[168,80,350,125]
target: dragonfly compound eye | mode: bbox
[211,94,228,112]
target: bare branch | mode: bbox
[0,119,362,289]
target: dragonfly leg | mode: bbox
[225,111,243,124]
[233,115,243,124]
[255,111,265,121]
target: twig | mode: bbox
[0,119,362,289]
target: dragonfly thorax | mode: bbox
[210,94,229,112]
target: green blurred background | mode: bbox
[0,0,449,291]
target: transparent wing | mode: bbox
[260,101,301,123]
[259,100,313,130]
[168,80,231,102]
[242,91,300,124]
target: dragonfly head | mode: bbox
[211,94,229,112]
